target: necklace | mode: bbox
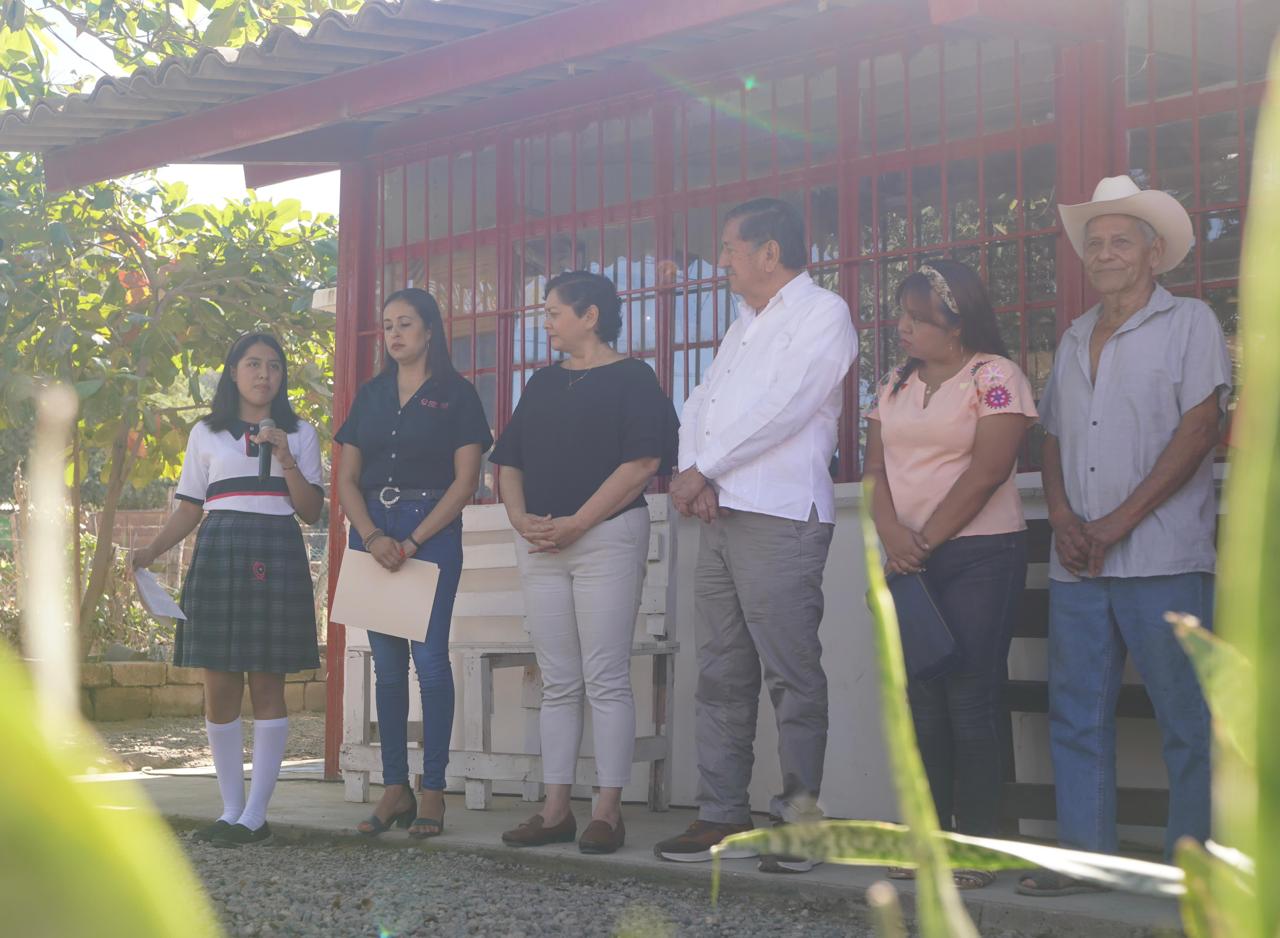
[566,368,593,390]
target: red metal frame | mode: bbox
[361,26,1077,484]
[1106,0,1264,382]
[927,0,1113,41]
[324,161,376,779]
[321,0,1269,776]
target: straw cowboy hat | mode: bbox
[1058,175,1194,274]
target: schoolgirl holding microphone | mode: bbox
[133,332,324,847]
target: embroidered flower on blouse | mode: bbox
[983,385,1013,410]
[251,561,267,582]
[974,361,1011,386]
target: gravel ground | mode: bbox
[184,838,872,937]
[87,712,325,771]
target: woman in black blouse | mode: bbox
[492,271,678,855]
[335,288,493,838]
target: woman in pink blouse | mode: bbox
[864,260,1037,889]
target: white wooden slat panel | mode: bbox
[463,541,517,569]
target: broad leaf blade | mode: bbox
[857,490,977,937]
[719,821,1184,897]
[1176,837,1259,938]
[1219,36,1280,935]
[1168,613,1255,768]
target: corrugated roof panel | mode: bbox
[0,0,592,151]
[0,0,818,155]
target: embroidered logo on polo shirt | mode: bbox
[251,561,267,582]
[420,398,449,409]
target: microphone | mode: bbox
[257,417,276,480]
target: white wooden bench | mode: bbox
[341,498,679,811]
[450,637,678,810]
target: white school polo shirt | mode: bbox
[175,417,324,515]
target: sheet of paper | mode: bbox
[330,549,440,642]
[132,568,187,620]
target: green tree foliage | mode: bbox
[0,150,336,652]
[1,0,361,107]
[0,0,350,653]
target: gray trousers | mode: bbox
[693,507,834,823]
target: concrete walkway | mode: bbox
[83,765,1181,938]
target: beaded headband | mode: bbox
[917,264,960,319]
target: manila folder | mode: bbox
[330,549,440,642]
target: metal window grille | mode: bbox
[1118,0,1275,415]
[355,6,1273,492]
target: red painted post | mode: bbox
[324,161,376,780]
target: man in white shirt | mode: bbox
[654,198,856,873]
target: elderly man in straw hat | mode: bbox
[1018,176,1232,897]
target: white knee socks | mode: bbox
[236,717,289,832]
[205,718,245,824]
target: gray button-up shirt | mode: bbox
[1039,284,1231,582]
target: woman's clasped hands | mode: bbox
[365,529,417,572]
[883,522,931,576]
[516,513,586,554]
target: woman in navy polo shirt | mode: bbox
[335,288,492,838]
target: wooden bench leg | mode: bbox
[649,652,674,812]
[520,664,545,803]
[463,654,493,810]
[344,770,370,803]
[342,648,372,804]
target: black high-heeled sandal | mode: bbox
[409,794,446,839]
[357,793,416,836]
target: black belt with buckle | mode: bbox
[370,486,446,507]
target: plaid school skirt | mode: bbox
[177,510,320,674]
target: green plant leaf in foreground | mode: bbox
[854,486,976,937]
[1218,35,1280,938]
[0,647,222,937]
[1167,613,1256,769]
[716,820,1184,898]
[1176,837,1259,938]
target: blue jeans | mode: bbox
[350,492,463,792]
[908,532,1027,836]
[1048,573,1213,857]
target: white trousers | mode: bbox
[515,507,650,788]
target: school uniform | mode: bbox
[334,368,493,792]
[175,417,324,674]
